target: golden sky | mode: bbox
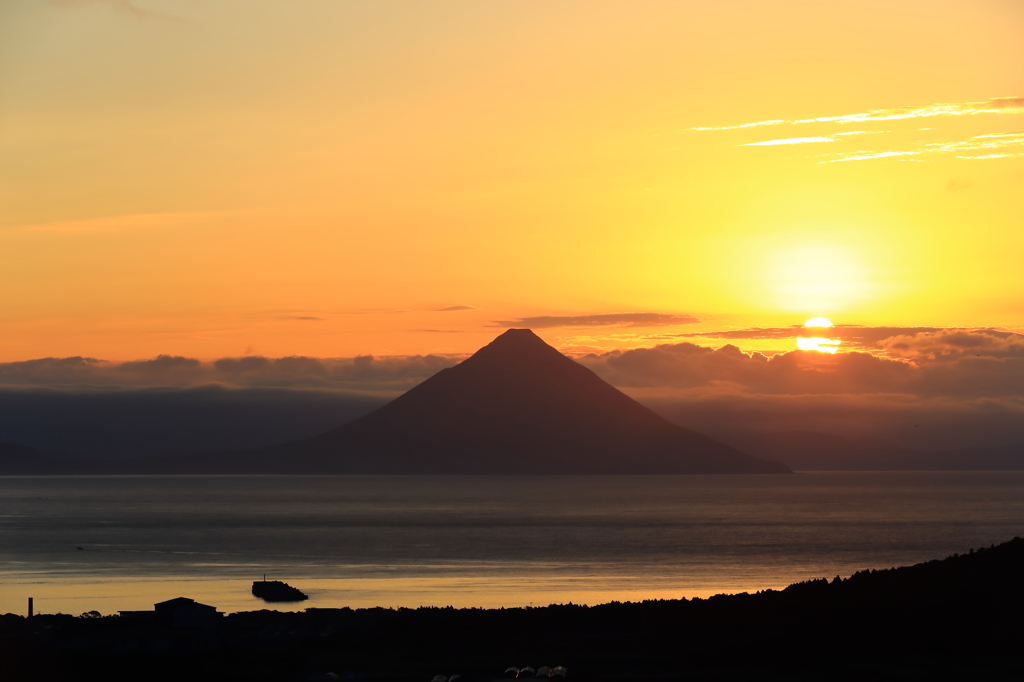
[1,0,1023,361]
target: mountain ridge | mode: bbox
[250,329,789,474]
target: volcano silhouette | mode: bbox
[200,328,786,474]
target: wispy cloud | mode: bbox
[971,131,1024,139]
[820,130,1024,163]
[692,120,786,131]
[741,131,889,147]
[10,211,223,234]
[833,130,887,137]
[825,150,921,163]
[437,305,477,312]
[50,0,184,23]
[741,136,834,147]
[957,153,1018,160]
[496,313,700,329]
[694,97,1024,132]
[697,97,1024,164]
[922,132,1024,155]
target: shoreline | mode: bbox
[4,538,1022,681]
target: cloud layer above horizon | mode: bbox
[3,326,1021,395]
[574,328,1024,451]
[3,327,1023,454]
[0,353,461,393]
[575,328,1024,397]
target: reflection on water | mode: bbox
[2,473,1022,614]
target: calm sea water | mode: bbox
[2,473,1023,616]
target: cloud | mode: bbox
[496,313,700,329]
[674,325,950,349]
[0,356,107,384]
[575,329,1024,400]
[673,325,1024,358]
[873,329,1024,361]
[4,328,1024,457]
[12,212,218,235]
[956,153,1018,160]
[694,97,1024,132]
[116,354,202,375]
[6,328,1016,396]
[0,353,463,392]
[0,352,461,457]
[822,151,922,163]
[437,305,477,312]
[577,344,912,394]
[49,0,184,23]
[567,333,1024,451]
[742,136,835,146]
[692,120,787,131]
[819,131,1024,163]
[694,97,1024,164]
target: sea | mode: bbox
[2,473,1023,616]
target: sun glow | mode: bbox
[762,242,876,315]
[804,317,833,328]
[797,317,840,353]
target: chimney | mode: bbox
[28,597,33,618]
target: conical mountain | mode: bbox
[256,329,788,474]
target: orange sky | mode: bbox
[1,0,1023,361]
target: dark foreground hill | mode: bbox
[3,537,1021,682]
[7,329,786,474]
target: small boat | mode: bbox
[252,576,308,602]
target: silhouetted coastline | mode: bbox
[3,537,1021,681]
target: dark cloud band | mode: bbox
[496,313,700,329]
[0,353,462,392]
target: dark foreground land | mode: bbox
[3,538,1022,682]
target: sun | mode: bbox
[796,317,840,353]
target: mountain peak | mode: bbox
[484,328,552,351]
[275,329,791,474]
[492,327,544,344]
[466,328,568,367]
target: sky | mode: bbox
[1,0,1022,361]
[2,1,1024,458]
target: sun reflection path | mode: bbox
[797,317,840,353]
